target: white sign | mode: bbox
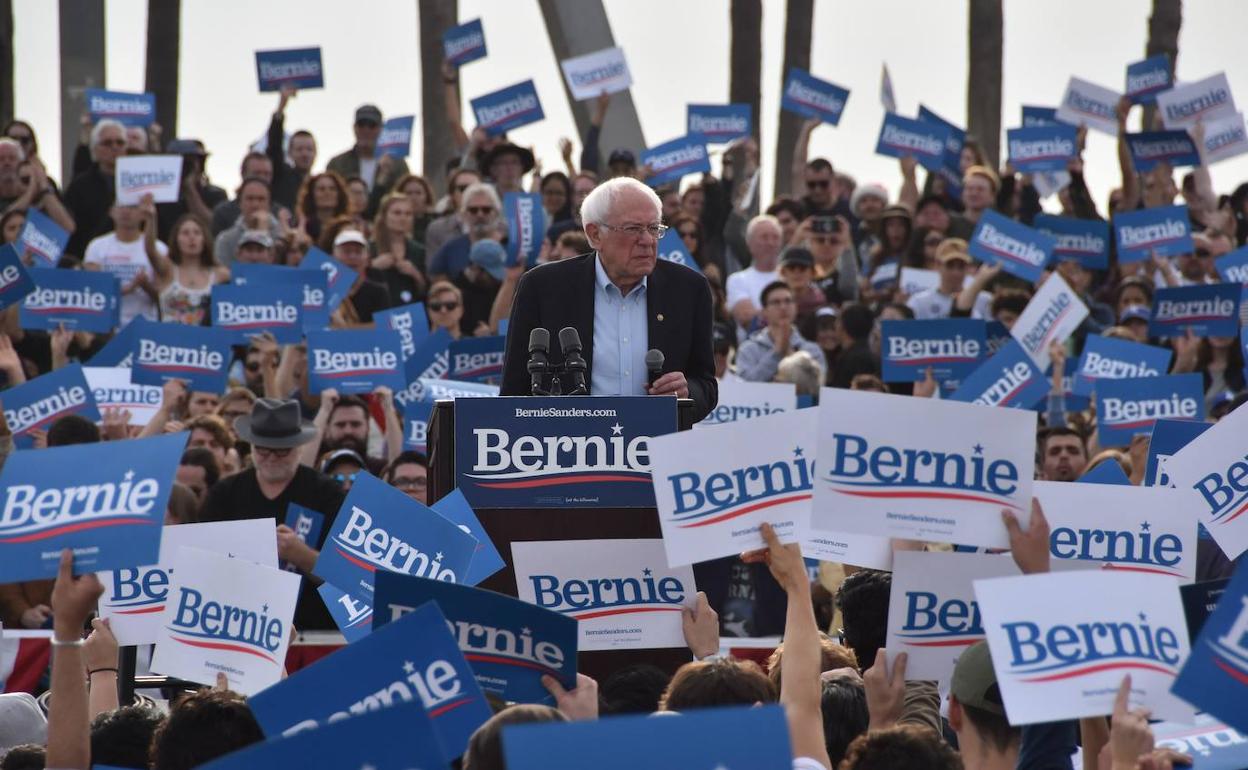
[899,267,940,297]
[98,520,279,645]
[1163,405,1248,560]
[1157,72,1238,129]
[512,539,696,651]
[698,380,796,428]
[1010,273,1089,370]
[115,154,183,205]
[1034,480,1198,581]
[152,546,300,695]
[560,47,633,101]
[1056,77,1122,137]
[885,551,1019,682]
[82,366,162,427]
[974,570,1193,724]
[1203,112,1248,164]
[812,389,1036,548]
[804,531,895,571]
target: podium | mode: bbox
[428,395,700,682]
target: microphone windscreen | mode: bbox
[528,327,550,353]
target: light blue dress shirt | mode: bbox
[591,255,649,396]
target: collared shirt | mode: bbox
[591,254,649,396]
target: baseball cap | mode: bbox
[470,239,507,281]
[321,448,366,475]
[916,193,949,212]
[936,239,971,264]
[0,693,47,753]
[166,138,208,157]
[355,104,383,125]
[1120,305,1151,324]
[780,247,815,269]
[608,149,637,167]
[239,230,273,249]
[815,306,839,326]
[949,641,1006,716]
[333,229,368,248]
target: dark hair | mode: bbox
[839,302,875,342]
[166,214,217,268]
[290,129,315,144]
[882,302,914,320]
[239,151,271,176]
[822,678,870,766]
[47,414,101,446]
[668,214,703,260]
[806,158,834,175]
[1037,426,1087,460]
[3,119,39,156]
[180,447,221,488]
[296,171,350,227]
[555,230,591,255]
[331,394,370,420]
[1114,275,1154,308]
[91,704,166,769]
[463,704,565,770]
[660,657,777,711]
[760,280,793,308]
[836,569,892,669]
[237,176,271,198]
[0,208,27,240]
[149,689,264,770]
[186,414,234,451]
[539,171,574,221]
[990,289,1031,319]
[766,195,807,222]
[960,701,1019,753]
[383,450,428,483]
[0,744,44,770]
[601,663,671,715]
[841,725,963,770]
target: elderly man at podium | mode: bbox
[500,177,718,422]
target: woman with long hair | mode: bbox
[295,171,350,244]
[537,171,574,224]
[145,212,228,325]
[369,192,427,305]
[393,173,436,247]
[860,206,912,306]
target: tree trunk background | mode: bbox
[1142,0,1182,130]
[966,0,1003,168]
[729,0,761,214]
[144,0,180,144]
[773,0,813,200]
[0,0,13,129]
[419,0,458,194]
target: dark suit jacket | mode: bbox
[500,253,718,422]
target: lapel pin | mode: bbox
[657,313,664,322]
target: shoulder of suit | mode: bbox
[653,257,708,286]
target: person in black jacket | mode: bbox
[265,85,318,212]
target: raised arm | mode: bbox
[898,156,919,212]
[46,549,105,770]
[1188,121,1217,222]
[139,194,172,282]
[442,60,469,152]
[790,119,818,197]
[1115,98,1140,213]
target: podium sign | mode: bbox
[453,396,678,509]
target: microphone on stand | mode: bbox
[559,327,589,396]
[645,349,665,389]
[527,327,551,396]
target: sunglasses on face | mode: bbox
[430,302,459,312]
[393,477,427,490]
[1195,250,1212,258]
[806,179,831,190]
[333,472,360,484]
[254,446,294,459]
[466,206,495,216]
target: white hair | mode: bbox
[89,119,126,161]
[746,213,782,241]
[776,350,824,399]
[459,181,502,214]
[0,137,24,162]
[579,176,661,227]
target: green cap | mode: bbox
[950,641,1006,717]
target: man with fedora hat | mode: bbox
[200,398,344,629]
[481,141,534,195]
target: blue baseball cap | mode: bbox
[1120,305,1151,324]
[470,239,507,281]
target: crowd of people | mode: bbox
[0,37,1241,770]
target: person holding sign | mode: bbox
[65,120,126,257]
[327,105,409,213]
[83,200,164,326]
[267,86,318,211]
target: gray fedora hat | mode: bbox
[233,398,319,449]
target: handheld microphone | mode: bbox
[558,326,589,395]
[645,348,665,388]
[527,327,551,396]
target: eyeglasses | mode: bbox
[333,472,359,484]
[466,206,495,216]
[453,184,471,194]
[766,296,796,306]
[10,135,32,145]
[356,121,380,129]
[924,237,944,247]
[393,476,427,490]
[100,138,126,147]
[254,445,294,459]
[223,409,251,421]
[430,302,459,312]
[600,223,668,240]
[806,179,831,190]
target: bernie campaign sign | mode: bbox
[560,46,633,101]
[2,363,101,448]
[1152,716,1248,770]
[0,243,35,311]
[1095,373,1203,447]
[656,227,701,273]
[447,334,505,384]
[1022,105,1059,127]
[1145,418,1210,489]
[1125,54,1172,105]
[1009,273,1089,371]
[471,80,544,136]
[282,503,324,573]
[1078,461,1132,486]
[1171,563,1248,733]
[504,192,546,268]
[875,113,950,170]
[1204,112,1248,165]
[1148,282,1241,338]
[130,322,231,394]
[313,472,478,601]
[453,395,677,509]
[17,208,70,267]
[393,328,453,410]
[400,399,433,454]
[255,46,323,91]
[641,134,711,187]
[1157,72,1237,129]
[1006,124,1077,173]
[20,267,119,333]
[114,155,182,205]
[432,489,505,587]
[1113,204,1194,263]
[210,283,303,344]
[232,263,329,331]
[949,340,1048,411]
[85,88,155,127]
[917,104,966,171]
[374,302,429,361]
[687,103,751,144]
[1056,77,1121,136]
[1216,245,1248,284]
[88,316,153,368]
[1072,334,1171,397]
[373,572,578,705]
[317,583,374,643]
[376,115,414,158]
[83,366,163,427]
[1127,130,1201,171]
[0,432,185,583]
[1033,214,1110,270]
[306,327,405,394]
[880,318,984,383]
[247,601,492,758]
[781,68,849,125]
[297,247,356,315]
[699,379,795,427]
[968,210,1054,283]
[444,18,486,66]
[1164,405,1248,560]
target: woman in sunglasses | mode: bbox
[426,280,465,340]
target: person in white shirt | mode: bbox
[726,214,784,338]
[906,239,990,320]
[84,203,167,325]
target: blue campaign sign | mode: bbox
[0,244,35,311]
[1033,214,1111,270]
[1114,204,1194,263]
[504,192,546,268]
[198,700,446,770]
[444,18,487,66]
[471,80,544,137]
[89,316,154,368]
[130,322,232,393]
[376,115,414,159]
[17,208,70,267]
[1215,245,1248,284]
[393,328,453,412]
[375,301,429,360]
[248,600,491,758]
[401,399,434,453]
[316,583,373,644]
[306,327,405,394]
[686,103,751,144]
[298,247,357,314]
[880,318,985,382]
[0,432,185,582]
[210,283,303,344]
[1126,54,1172,105]
[1072,334,1172,397]
[1149,283,1241,338]
[503,704,793,770]
[232,262,329,330]
[1171,564,1248,734]
[1096,373,1204,447]
[313,472,478,601]
[1021,105,1059,126]
[656,228,701,273]
[85,88,156,127]
[875,113,950,170]
[20,268,120,333]
[373,572,577,705]
[432,489,505,586]
[949,339,1048,410]
[917,104,966,173]
[1127,130,1201,171]
[1146,418,1212,488]
[255,47,324,91]
[1078,460,1132,485]
[967,210,1055,283]
[454,396,678,509]
[1007,124,1078,173]
[282,503,324,573]
[2,363,101,448]
[781,68,850,126]
[447,335,505,385]
[985,319,1011,355]
[641,134,711,187]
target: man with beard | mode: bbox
[313,392,388,474]
[1036,427,1088,482]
